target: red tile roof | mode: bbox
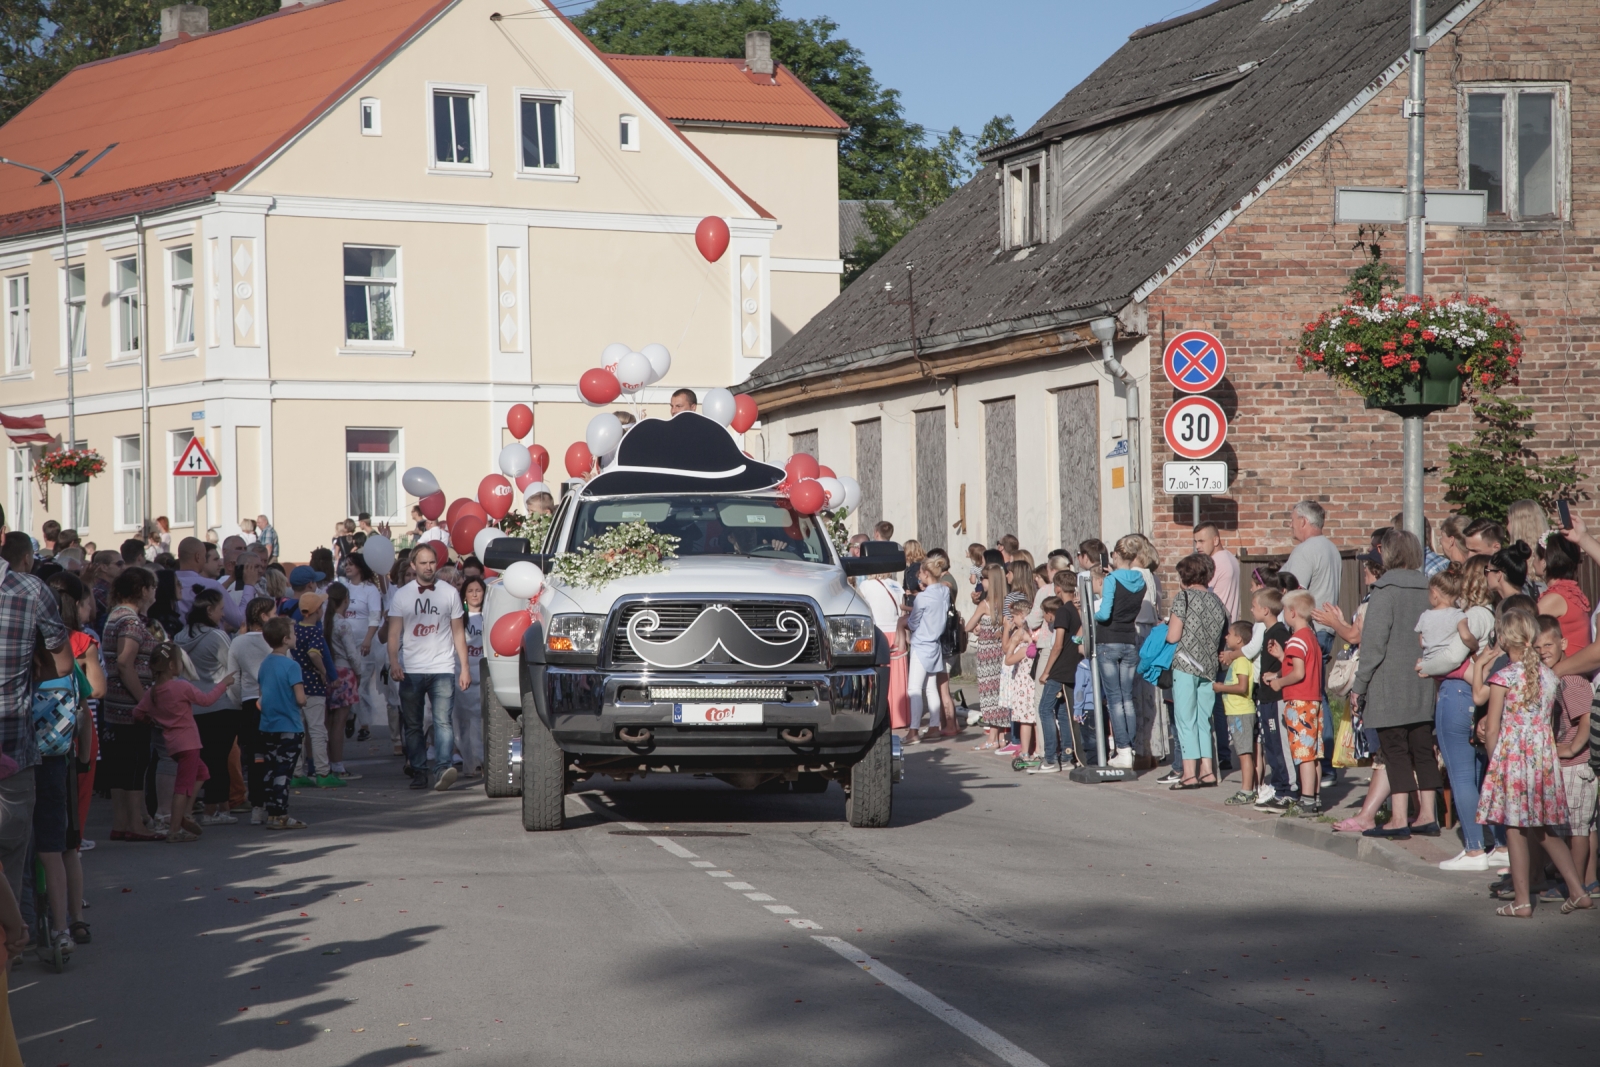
[0,0,451,239]
[603,55,848,131]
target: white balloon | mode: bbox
[641,343,671,384]
[586,412,624,458]
[702,387,736,427]
[498,443,532,478]
[817,476,845,510]
[401,466,439,498]
[472,526,500,563]
[615,352,652,394]
[502,560,545,600]
[838,475,862,511]
[523,480,551,499]
[600,342,630,373]
[363,534,395,573]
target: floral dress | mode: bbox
[1001,647,1037,724]
[973,613,1007,727]
[1477,661,1569,828]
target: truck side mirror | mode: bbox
[483,537,548,572]
[842,550,905,577]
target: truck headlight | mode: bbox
[826,615,877,659]
[547,614,605,654]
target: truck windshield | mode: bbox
[568,495,834,565]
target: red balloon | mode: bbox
[695,216,730,263]
[818,465,836,480]
[565,441,594,479]
[579,367,622,406]
[417,490,446,521]
[731,394,759,434]
[506,403,533,440]
[445,497,474,527]
[452,514,486,556]
[786,453,819,482]
[789,479,825,515]
[515,462,544,493]
[489,610,533,657]
[528,444,549,474]
[477,474,513,521]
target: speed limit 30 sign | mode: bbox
[1164,395,1227,460]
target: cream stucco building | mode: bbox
[0,0,844,557]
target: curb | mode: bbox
[1239,812,1474,887]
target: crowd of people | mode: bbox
[851,498,1598,918]
[0,495,554,990]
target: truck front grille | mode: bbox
[608,601,824,669]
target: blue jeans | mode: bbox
[1037,680,1074,765]
[1316,629,1335,777]
[1258,698,1294,795]
[1435,679,1485,852]
[1097,643,1139,751]
[1172,670,1217,760]
[400,673,456,776]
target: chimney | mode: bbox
[160,5,209,41]
[744,30,774,76]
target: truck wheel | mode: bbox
[521,711,566,832]
[846,729,893,828]
[481,661,522,799]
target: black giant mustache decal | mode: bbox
[626,605,809,669]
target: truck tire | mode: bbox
[845,729,892,828]
[521,709,566,831]
[480,661,521,799]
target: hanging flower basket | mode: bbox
[1294,294,1523,415]
[35,447,105,487]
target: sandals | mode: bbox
[1198,776,1219,788]
[111,829,164,842]
[165,829,200,843]
[1560,894,1593,915]
[1170,779,1202,791]
[69,921,91,945]
[1495,902,1533,918]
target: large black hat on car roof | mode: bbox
[581,411,787,495]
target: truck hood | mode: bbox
[536,556,870,618]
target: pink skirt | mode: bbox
[887,634,911,729]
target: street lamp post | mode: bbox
[0,156,78,466]
[1401,0,1428,537]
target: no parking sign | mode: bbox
[1163,330,1227,393]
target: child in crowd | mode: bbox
[257,617,310,830]
[1415,567,1467,673]
[453,576,487,777]
[1478,610,1589,916]
[1214,620,1258,804]
[290,590,340,787]
[1002,596,1040,767]
[1264,590,1323,816]
[1249,588,1294,809]
[132,644,235,842]
[1535,616,1598,901]
[228,596,277,824]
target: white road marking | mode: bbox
[620,822,647,830]
[812,936,1050,1067]
[723,881,756,890]
[743,892,775,901]
[785,918,820,928]
[689,860,715,868]
[19,1018,96,1044]
[648,836,698,859]
[707,870,733,878]
[764,905,797,915]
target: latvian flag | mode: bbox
[0,413,53,446]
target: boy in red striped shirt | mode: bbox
[1264,591,1324,816]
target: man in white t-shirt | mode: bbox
[386,542,470,791]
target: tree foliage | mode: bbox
[1442,395,1585,520]
[1,1,278,125]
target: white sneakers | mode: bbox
[1108,748,1135,769]
[198,811,238,826]
[250,806,266,825]
[1439,849,1496,871]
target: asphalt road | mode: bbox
[12,728,1598,1066]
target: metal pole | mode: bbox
[1192,494,1200,528]
[1080,572,1107,767]
[1401,0,1428,538]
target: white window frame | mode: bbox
[110,254,140,359]
[60,263,86,367]
[167,245,195,353]
[426,81,490,176]
[4,274,28,372]
[169,429,196,527]
[341,245,405,353]
[1458,81,1570,224]
[619,113,640,152]
[206,238,220,348]
[1001,153,1047,250]
[114,434,143,532]
[513,87,577,181]
[344,428,404,523]
[360,96,382,136]
[7,448,32,537]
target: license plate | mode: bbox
[673,703,764,725]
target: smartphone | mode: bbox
[1099,549,1111,572]
[1558,499,1572,530]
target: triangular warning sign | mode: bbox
[172,437,219,478]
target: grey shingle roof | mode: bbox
[748,0,1466,393]
[838,200,892,259]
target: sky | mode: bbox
[565,0,1222,138]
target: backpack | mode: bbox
[32,676,79,759]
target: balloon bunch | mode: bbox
[779,453,862,517]
[488,560,546,656]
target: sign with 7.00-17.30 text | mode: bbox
[1163,461,1229,494]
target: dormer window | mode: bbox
[1003,155,1046,248]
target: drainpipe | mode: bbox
[1090,316,1141,535]
[134,214,152,524]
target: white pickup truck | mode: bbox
[477,412,905,830]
